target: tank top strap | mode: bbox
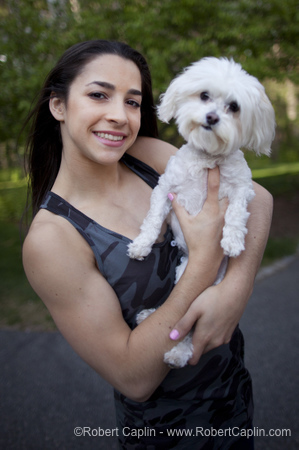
[120,153,160,188]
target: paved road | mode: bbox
[1,256,298,449]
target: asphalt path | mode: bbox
[1,256,298,450]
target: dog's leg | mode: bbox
[128,182,171,260]
[221,187,255,257]
[219,154,256,257]
[164,332,194,368]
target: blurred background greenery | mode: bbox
[0,0,298,330]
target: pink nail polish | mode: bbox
[168,193,174,201]
[170,329,180,340]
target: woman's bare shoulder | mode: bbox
[24,209,77,249]
[128,137,178,174]
[23,210,93,277]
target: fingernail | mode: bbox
[168,193,174,201]
[169,329,180,340]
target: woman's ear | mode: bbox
[49,95,65,122]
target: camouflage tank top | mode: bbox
[40,153,254,449]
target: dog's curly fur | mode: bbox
[128,57,276,368]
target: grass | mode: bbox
[0,167,298,330]
[251,161,299,179]
[262,236,299,267]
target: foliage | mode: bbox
[0,0,299,158]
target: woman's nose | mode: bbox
[105,99,128,125]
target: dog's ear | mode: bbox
[246,87,276,156]
[157,77,181,123]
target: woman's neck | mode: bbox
[51,151,124,206]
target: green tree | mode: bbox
[0,0,298,161]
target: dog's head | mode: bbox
[158,57,275,156]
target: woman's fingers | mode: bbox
[169,303,200,342]
[202,167,228,215]
[205,166,221,204]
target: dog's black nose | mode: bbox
[206,112,219,126]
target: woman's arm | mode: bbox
[23,168,225,402]
[128,136,177,174]
[169,181,273,364]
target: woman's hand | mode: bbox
[170,167,228,283]
[169,283,244,364]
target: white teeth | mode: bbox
[95,132,124,141]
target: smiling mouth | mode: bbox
[202,125,212,131]
[94,132,125,141]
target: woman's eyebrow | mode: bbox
[86,81,142,96]
[86,81,114,90]
[128,88,142,97]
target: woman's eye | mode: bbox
[200,92,209,101]
[127,99,141,108]
[88,92,106,100]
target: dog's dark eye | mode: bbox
[229,102,240,113]
[200,92,209,101]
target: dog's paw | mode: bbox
[136,308,156,325]
[127,240,152,260]
[221,231,245,257]
[163,334,194,368]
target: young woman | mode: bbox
[22,40,272,448]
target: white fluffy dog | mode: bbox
[128,57,275,368]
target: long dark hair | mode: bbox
[24,40,159,218]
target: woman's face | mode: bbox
[51,54,142,166]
